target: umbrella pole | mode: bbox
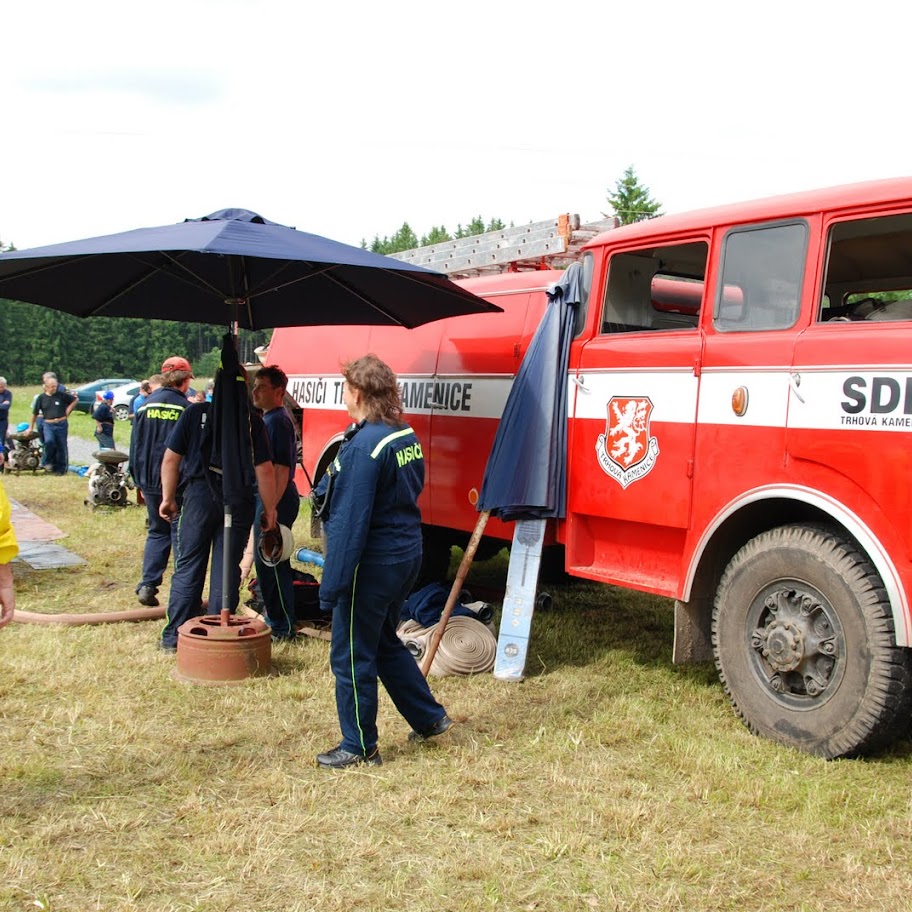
[421,511,489,677]
[221,506,232,625]
[221,307,239,628]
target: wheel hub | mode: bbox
[750,587,839,700]
[756,618,803,672]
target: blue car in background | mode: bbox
[72,378,137,414]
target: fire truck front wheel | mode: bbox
[712,523,912,759]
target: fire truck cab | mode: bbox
[269,179,912,758]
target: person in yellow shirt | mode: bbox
[0,452,17,627]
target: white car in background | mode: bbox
[108,382,141,421]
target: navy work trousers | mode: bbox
[328,554,446,756]
[43,421,69,475]
[253,484,301,639]
[137,491,178,592]
[161,481,254,648]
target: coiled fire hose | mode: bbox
[398,616,496,676]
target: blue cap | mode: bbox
[103,390,114,400]
[16,422,29,432]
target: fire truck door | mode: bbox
[788,210,912,575]
[567,242,709,585]
[695,220,810,531]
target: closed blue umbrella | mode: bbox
[201,332,258,617]
[477,262,584,520]
[421,264,584,677]
[203,331,255,510]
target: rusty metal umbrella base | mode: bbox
[172,609,273,686]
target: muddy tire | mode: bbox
[712,523,912,758]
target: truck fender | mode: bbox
[674,484,911,661]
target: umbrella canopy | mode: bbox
[476,263,584,521]
[0,209,500,329]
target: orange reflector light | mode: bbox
[732,386,749,417]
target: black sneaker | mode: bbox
[137,586,159,607]
[408,714,454,742]
[157,640,177,654]
[316,746,382,769]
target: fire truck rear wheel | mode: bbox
[712,523,912,759]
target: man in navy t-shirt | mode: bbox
[251,366,301,640]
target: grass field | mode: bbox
[2,388,912,911]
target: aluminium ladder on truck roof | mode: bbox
[388,214,618,278]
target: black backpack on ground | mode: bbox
[246,569,324,621]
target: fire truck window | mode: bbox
[819,213,912,323]
[600,241,708,334]
[716,222,807,332]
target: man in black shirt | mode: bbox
[28,375,76,475]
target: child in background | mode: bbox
[93,390,116,450]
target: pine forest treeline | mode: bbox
[0,300,269,385]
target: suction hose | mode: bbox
[13,606,165,626]
[12,544,323,627]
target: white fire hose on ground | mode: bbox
[398,615,497,676]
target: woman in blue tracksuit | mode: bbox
[316,354,451,769]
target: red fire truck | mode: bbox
[267,179,912,758]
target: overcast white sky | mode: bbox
[1,0,909,251]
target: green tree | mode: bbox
[370,222,420,255]
[420,226,451,246]
[455,216,486,239]
[606,165,662,225]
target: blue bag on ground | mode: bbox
[400,582,493,626]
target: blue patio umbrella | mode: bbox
[0,209,500,329]
[0,209,500,628]
[477,262,584,520]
